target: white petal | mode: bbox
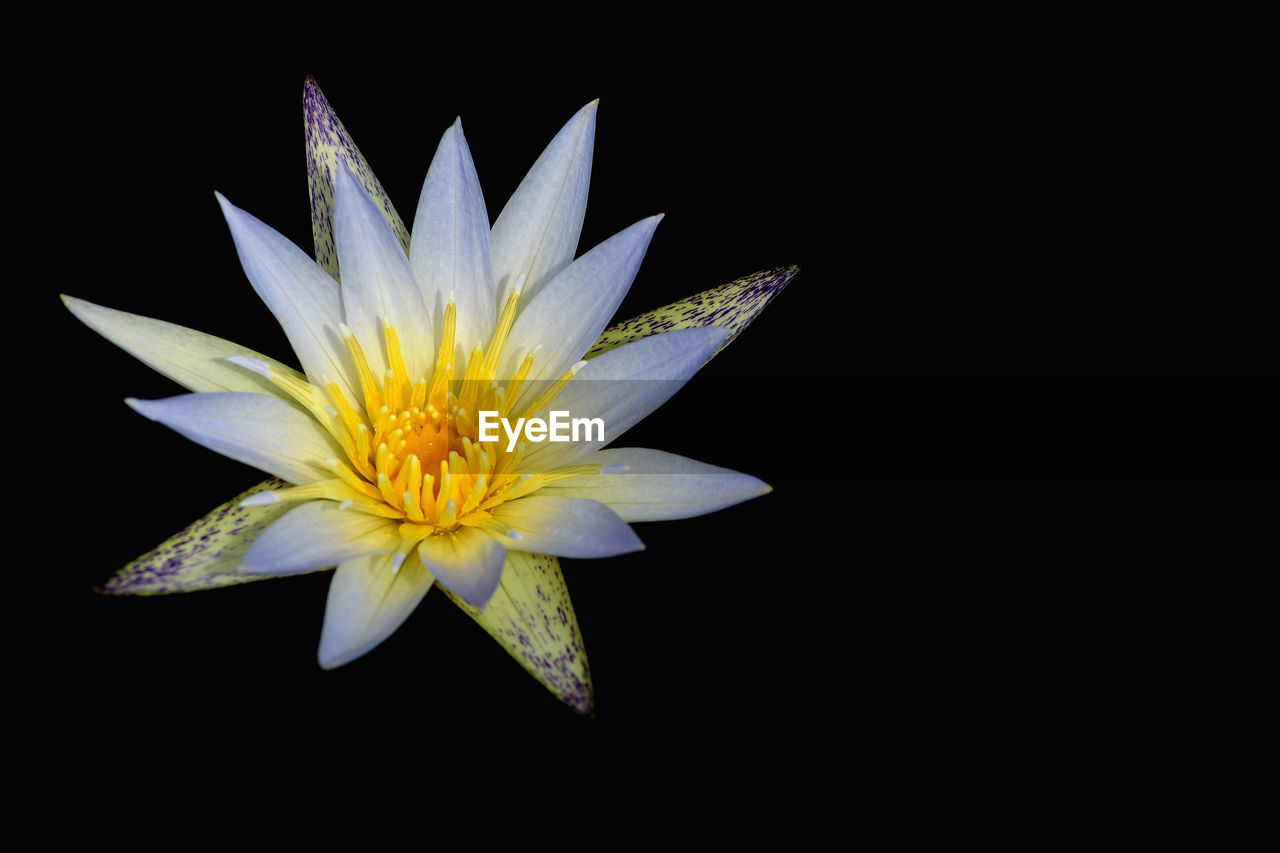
[63,295,305,396]
[539,448,772,521]
[335,163,433,379]
[126,392,342,484]
[521,326,729,469]
[318,552,434,669]
[240,501,398,575]
[488,495,644,559]
[216,193,359,405]
[502,215,662,387]
[490,101,597,306]
[416,527,507,610]
[410,119,495,364]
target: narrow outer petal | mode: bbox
[488,495,644,558]
[417,527,507,610]
[127,392,342,485]
[501,215,662,388]
[305,77,410,278]
[410,119,495,362]
[490,100,597,306]
[98,478,294,595]
[522,326,729,469]
[63,295,306,396]
[586,266,799,361]
[240,501,399,576]
[335,163,433,379]
[442,551,594,714]
[216,193,359,406]
[319,552,434,669]
[539,448,772,521]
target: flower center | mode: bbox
[240,288,595,541]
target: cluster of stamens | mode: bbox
[237,285,597,545]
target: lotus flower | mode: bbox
[64,79,795,713]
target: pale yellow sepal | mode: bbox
[305,77,410,281]
[586,266,799,361]
[439,550,594,714]
[98,478,295,595]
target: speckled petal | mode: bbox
[442,551,594,714]
[63,295,305,397]
[539,448,772,521]
[490,101,597,306]
[586,266,798,360]
[98,478,294,595]
[318,551,434,669]
[127,393,343,485]
[240,501,399,576]
[305,77,409,279]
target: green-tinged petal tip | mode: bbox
[587,266,798,360]
[446,551,595,714]
[97,478,297,595]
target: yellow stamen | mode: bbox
[521,360,586,418]
[482,287,521,377]
[340,323,383,415]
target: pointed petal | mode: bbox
[98,478,294,595]
[126,392,342,485]
[442,551,593,714]
[540,448,772,521]
[587,266,798,361]
[488,495,643,558]
[502,215,662,386]
[305,77,409,278]
[410,119,495,361]
[240,501,398,576]
[335,162,433,378]
[490,101,597,306]
[416,527,507,610]
[216,193,359,405]
[318,552,435,669]
[522,326,728,469]
[63,295,305,396]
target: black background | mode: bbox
[38,25,1273,795]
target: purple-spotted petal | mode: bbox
[586,266,799,361]
[98,478,293,595]
[305,77,410,277]
[440,551,594,714]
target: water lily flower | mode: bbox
[65,79,796,713]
